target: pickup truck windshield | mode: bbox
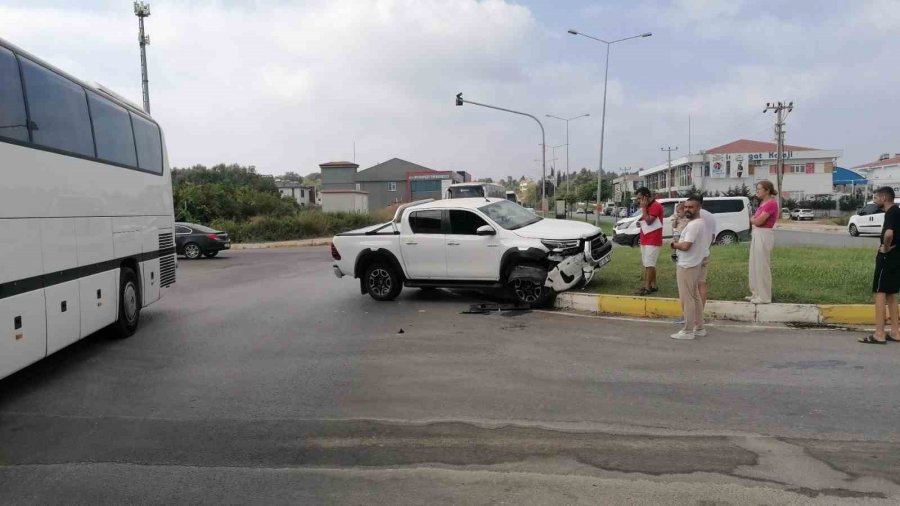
[479,200,542,230]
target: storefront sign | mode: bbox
[409,173,449,180]
[711,161,725,178]
[744,151,795,161]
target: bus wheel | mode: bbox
[112,267,141,338]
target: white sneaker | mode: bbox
[693,328,707,337]
[670,330,695,340]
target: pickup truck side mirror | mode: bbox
[476,225,496,236]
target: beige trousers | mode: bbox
[677,264,704,331]
[749,228,775,303]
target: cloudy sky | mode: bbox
[2,0,897,179]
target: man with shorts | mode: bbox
[860,186,900,344]
[635,187,663,295]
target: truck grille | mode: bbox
[159,232,176,287]
[587,234,610,262]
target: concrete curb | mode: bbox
[231,238,331,250]
[555,292,877,326]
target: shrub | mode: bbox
[211,210,391,243]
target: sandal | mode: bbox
[636,287,651,296]
[649,286,659,293]
[859,335,887,345]
[887,334,900,342]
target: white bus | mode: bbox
[446,182,506,199]
[0,37,176,380]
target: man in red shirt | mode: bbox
[636,187,663,295]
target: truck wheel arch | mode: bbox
[499,247,549,283]
[355,248,406,281]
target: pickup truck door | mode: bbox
[401,210,447,279]
[445,210,503,280]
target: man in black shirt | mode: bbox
[861,186,900,344]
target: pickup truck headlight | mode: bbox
[541,239,581,253]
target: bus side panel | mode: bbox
[141,217,173,306]
[113,217,146,308]
[0,291,47,379]
[42,218,82,355]
[75,218,117,338]
[0,219,47,378]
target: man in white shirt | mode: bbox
[669,196,707,340]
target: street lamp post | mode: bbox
[568,29,651,223]
[546,113,590,199]
[456,93,548,210]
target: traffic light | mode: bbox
[456,93,463,106]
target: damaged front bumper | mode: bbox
[546,235,612,292]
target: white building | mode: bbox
[853,153,900,189]
[320,189,368,214]
[275,181,316,206]
[638,139,842,201]
[612,173,640,204]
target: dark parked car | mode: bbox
[175,222,231,259]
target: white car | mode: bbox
[848,199,900,236]
[331,198,612,307]
[612,197,751,247]
[790,208,814,221]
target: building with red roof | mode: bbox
[638,139,843,200]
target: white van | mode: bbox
[612,196,751,247]
[848,198,900,236]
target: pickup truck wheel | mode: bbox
[364,262,402,301]
[508,278,555,309]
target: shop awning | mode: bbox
[832,167,866,185]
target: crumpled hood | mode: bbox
[514,218,602,240]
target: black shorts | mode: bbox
[873,252,900,294]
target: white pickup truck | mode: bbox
[330,198,612,307]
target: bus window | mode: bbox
[20,57,95,157]
[88,92,137,167]
[131,112,163,174]
[0,47,28,142]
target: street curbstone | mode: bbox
[231,238,331,250]
[556,292,599,313]
[555,292,877,325]
[644,297,682,318]
[756,303,821,324]
[598,295,646,317]
[704,300,756,322]
[818,305,875,325]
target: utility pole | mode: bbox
[134,2,151,114]
[764,101,793,209]
[661,146,678,197]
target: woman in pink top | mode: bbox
[747,180,779,303]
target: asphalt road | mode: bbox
[1,247,899,504]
